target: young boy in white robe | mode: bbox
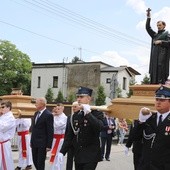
[50,103,67,170]
[0,101,16,170]
[15,111,33,170]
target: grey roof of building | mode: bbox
[101,66,141,75]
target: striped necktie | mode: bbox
[35,111,41,123]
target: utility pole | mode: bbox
[78,47,82,60]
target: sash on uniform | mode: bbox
[0,139,10,170]
[18,130,29,158]
[50,134,65,163]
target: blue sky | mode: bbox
[0,0,170,83]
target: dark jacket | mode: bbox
[31,109,54,148]
[126,120,143,154]
[134,113,170,170]
[146,18,170,84]
[100,117,116,138]
[60,110,104,164]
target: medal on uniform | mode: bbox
[165,126,170,135]
[165,132,168,135]
[165,126,170,132]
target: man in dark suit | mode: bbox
[59,86,104,170]
[31,97,54,170]
[134,85,170,170]
[100,112,116,161]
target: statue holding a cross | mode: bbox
[146,8,170,84]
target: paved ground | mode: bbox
[13,144,134,170]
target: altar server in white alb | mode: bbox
[15,110,33,170]
[50,103,67,170]
[0,101,16,170]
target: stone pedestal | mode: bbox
[108,84,160,119]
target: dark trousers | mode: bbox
[137,161,170,170]
[31,146,47,170]
[101,134,112,159]
[133,153,142,170]
[75,162,98,170]
[66,147,74,170]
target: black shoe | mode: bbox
[15,167,21,170]
[25,165,32,170]
[106,158,110,161]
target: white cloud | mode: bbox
[89,48,149,83]
[90,50,130,67]
[126,0,147,14]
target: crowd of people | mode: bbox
[1,7,170,170]
[0,86,114,170]
[1,82,170,170]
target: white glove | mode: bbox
[57,152,64,164]
[124,146,129,156]
[81,104,91,115]
[139,107,152,122]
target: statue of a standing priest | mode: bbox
[146,8,170,84]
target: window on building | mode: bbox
[123,77,127,90]
[53,76,58,88]
[106,78,111,83]
[37,76,41,88]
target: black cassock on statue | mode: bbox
[146,18,170,84]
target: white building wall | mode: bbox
[101,70,131,98]
[100,72,114,97]
[31,67,67,98]
[117,70,130,97]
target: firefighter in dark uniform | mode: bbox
[125,120,143,170]
[134,85,170,170]
[58,86,104,170]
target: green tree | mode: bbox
[67,92,75,103]
[127,78,136,98]
[55,90,64,102]
[141,74,150,84]
[71,56,80,63]
[95,85,106,106]
[45,87,54,103]
[0,40,32,95]
[116,87,122,98]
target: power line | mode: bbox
[12,0,136,48]
[0,20,77,49]
[20,0,150,47]
[0,19,117,57]
[1,0,151,64]
[0,19,149,73]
